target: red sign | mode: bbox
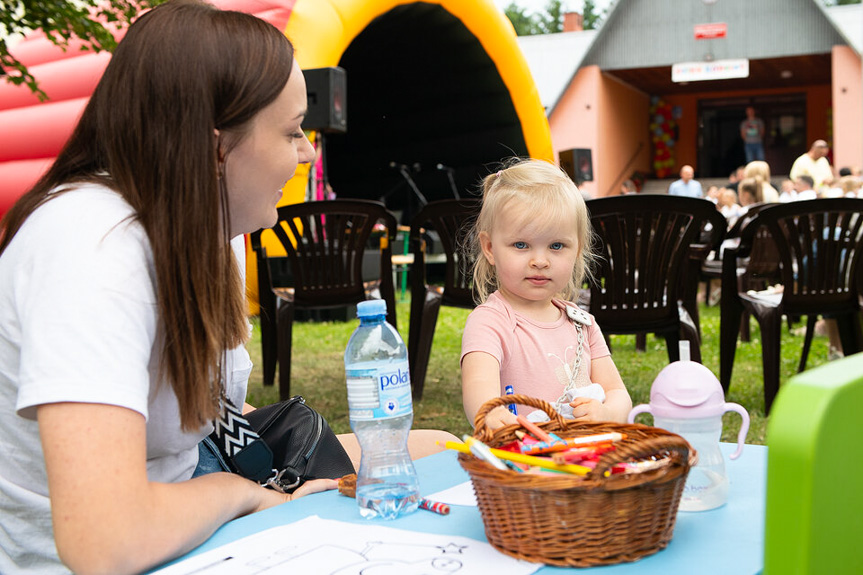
[694,23,727,40]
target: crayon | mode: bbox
[520,432,627,455]
[515,415,564,444]
[420,498,450,515]
[442,440,591,476]
[504,385,518,415]
[463,435,509,471]
[551,444,615,464]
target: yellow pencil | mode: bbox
[440,440,591,476]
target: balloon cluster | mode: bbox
[649,96,676,179]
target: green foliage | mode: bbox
[245,294,842,447]
[504,0,567,36]
[1,0,163,99]
[582,0,602,30]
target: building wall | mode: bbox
[549,65,601,197]
[596,73,651,197]
[832,45,863,172]
[549,66,651,198]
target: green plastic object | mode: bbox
[764,353,863,574]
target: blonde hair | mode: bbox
[469,158,594,304]
[743,161,775,199]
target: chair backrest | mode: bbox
[253,199,398,309]
[586,195,723,331]
[736,198,863,314]
[408,198,482,308]
[764,353,863,574]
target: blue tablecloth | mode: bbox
[161,443,766,574]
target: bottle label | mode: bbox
[346,360,413,421]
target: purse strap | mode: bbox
[210,398,296,493]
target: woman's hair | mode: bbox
[470,158,594,304]
[0,0,296,430]
[743,160,773,197]
[738,177,762,204]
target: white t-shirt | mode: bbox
[0,184,251,574]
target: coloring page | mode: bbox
[152,515,539,575]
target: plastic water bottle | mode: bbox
[344,300,419,519]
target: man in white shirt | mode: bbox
[668,165,703,198]
[789,140,833,189]
[793,175,818,201]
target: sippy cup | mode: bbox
[627,343,749,511]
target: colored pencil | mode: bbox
[442,440,590,476]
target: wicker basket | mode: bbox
[460,395,695,568]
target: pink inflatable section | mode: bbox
[0,0,295,218]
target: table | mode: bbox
[160,443,766,574]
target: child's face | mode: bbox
[480,201,579,312]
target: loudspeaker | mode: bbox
[559,148,593,183]
[304,66,347,133]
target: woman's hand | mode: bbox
[254,478,338,513]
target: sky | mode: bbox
[492,0,615,17]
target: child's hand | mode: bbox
[567,397,609,422]
[485,405,518,430]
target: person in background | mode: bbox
[620,179,638,195]
[727,165,746,193]
[705,185,721,204]
[461,159,631,430]
[717,188,743,226]
[839,175,862,198]
[743,161,779,203]
[789,140,833,190]
[668,165,703,198]
[738,177,762,211]
[740,106,766,163]
[793,175,818,201]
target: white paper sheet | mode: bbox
[425,480,478,507]
[152,515,538,575]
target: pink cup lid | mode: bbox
[647,360,727,419]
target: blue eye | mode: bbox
[550,242,563,250]
[514,241,527,249]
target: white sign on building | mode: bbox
[671,59,749,82]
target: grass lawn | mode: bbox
[244,295,838,446]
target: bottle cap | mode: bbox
[356,299,387,318]
[646,360,728,419]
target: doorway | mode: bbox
[698,94,807,179]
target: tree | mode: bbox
[821,0,861,5]
[582,0,602,30]
[503,2,542,36]
[1,0,163,100]
[504,0,604,36]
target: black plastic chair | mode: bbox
[701,203,779,342]
[407,198,482,400]
[585,195,725,363]
[250,199,398,401]
[719,199,863,413]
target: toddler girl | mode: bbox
[461,159,632,429]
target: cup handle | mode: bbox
[627,404,652,424]
[724,402,750,460]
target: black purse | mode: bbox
[209,395,355,493]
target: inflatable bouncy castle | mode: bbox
[0,0,552,301]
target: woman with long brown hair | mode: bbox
[0,2,331,573]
